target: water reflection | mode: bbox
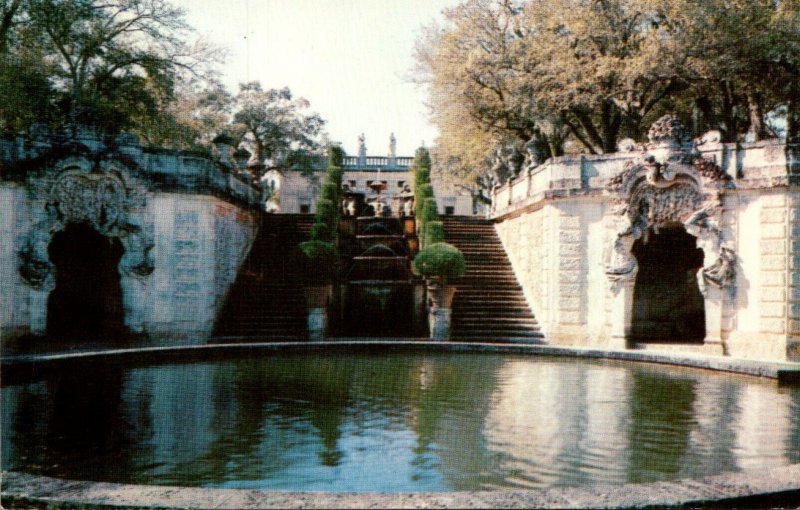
[2,354,799,492]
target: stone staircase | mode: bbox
[213,214,314,341]
[442,216,545,343]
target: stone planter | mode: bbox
[305,285,332,341]
[426,278,457,341]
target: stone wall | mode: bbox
[145,194,256,341]
[0,133,258,348]
[0,184,32,340]
[491,117,800,361]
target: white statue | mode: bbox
[357,133,367,159]
[389,132,396,158]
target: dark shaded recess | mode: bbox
[46,223,128,342]
[343,284,414,337]
[357,217,403,235]
[631,226,705,343]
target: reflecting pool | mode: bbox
[3,353,799,492]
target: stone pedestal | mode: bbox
[429,308,452,341]
[307,307,327,341]
[305,285,331,341]
[426,279,457,341]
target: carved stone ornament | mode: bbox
[53,170,126,234]
[604,116,736,291]
[18,158,155,290]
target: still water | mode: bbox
[3,353,799,492]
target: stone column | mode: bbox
[702,284,725,354]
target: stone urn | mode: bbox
[426,277,457,341]
[412,242,465,341]
[305,284,332,341]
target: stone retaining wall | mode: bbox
[492,117,800,361]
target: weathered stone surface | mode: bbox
[492,120,800,361]
[0,134,258,347]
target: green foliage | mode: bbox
[414,164,431,186]
[414,147,432,170]
[325,167,343,187]
[415,0,800,189]
[321,182,338,203]
[421,198,439,223]
[422,220,445,248]
[298,240,338,282]
[413,242,465,281]
[327,145,345,168]
[309,222,332,242]
[0,0,221,136]
[314,198,337,230]
[232,82,326,177]
[416,183,434,198]
[415,183,434,219]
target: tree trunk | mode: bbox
[787,85,800,145]
[693,96,717,136]
[746,90,767,142]
[719,82,739,143]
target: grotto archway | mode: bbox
[630,225,706,343]
[46,223,128,341]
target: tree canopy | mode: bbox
[0,0,328,181]
[231,82,326,174]
[1,0,223,135]
[415,0,800,188]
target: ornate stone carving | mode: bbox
[52,170,126,234]
[703,246,736,288]
[604,116,737,289]
[647,114,691,146]
[18,157,155,289]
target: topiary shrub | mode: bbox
[422,220,445,248]
[309,222,332,242]
[412,147,432,186]
[321,182,338,203]
[421,197,439,223]
[327,145,345,168]
[415,183,434,219]
[412,242,465,282]
[298,240,338,283]
[314,198,337,230]
[414,165,430,186]
[326,167,343,189]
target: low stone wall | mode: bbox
[491,118,800,361]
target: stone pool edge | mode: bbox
[3,464,800,509]
[3,341,800,508]
[3,340,800,382]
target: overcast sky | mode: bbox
[174,0,460,157]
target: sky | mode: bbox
[174,0,460,157]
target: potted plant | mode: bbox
[412,242,466,340]
[299,240,337,340]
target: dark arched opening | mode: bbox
[630,225,705,343]
[47,223,128,342]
